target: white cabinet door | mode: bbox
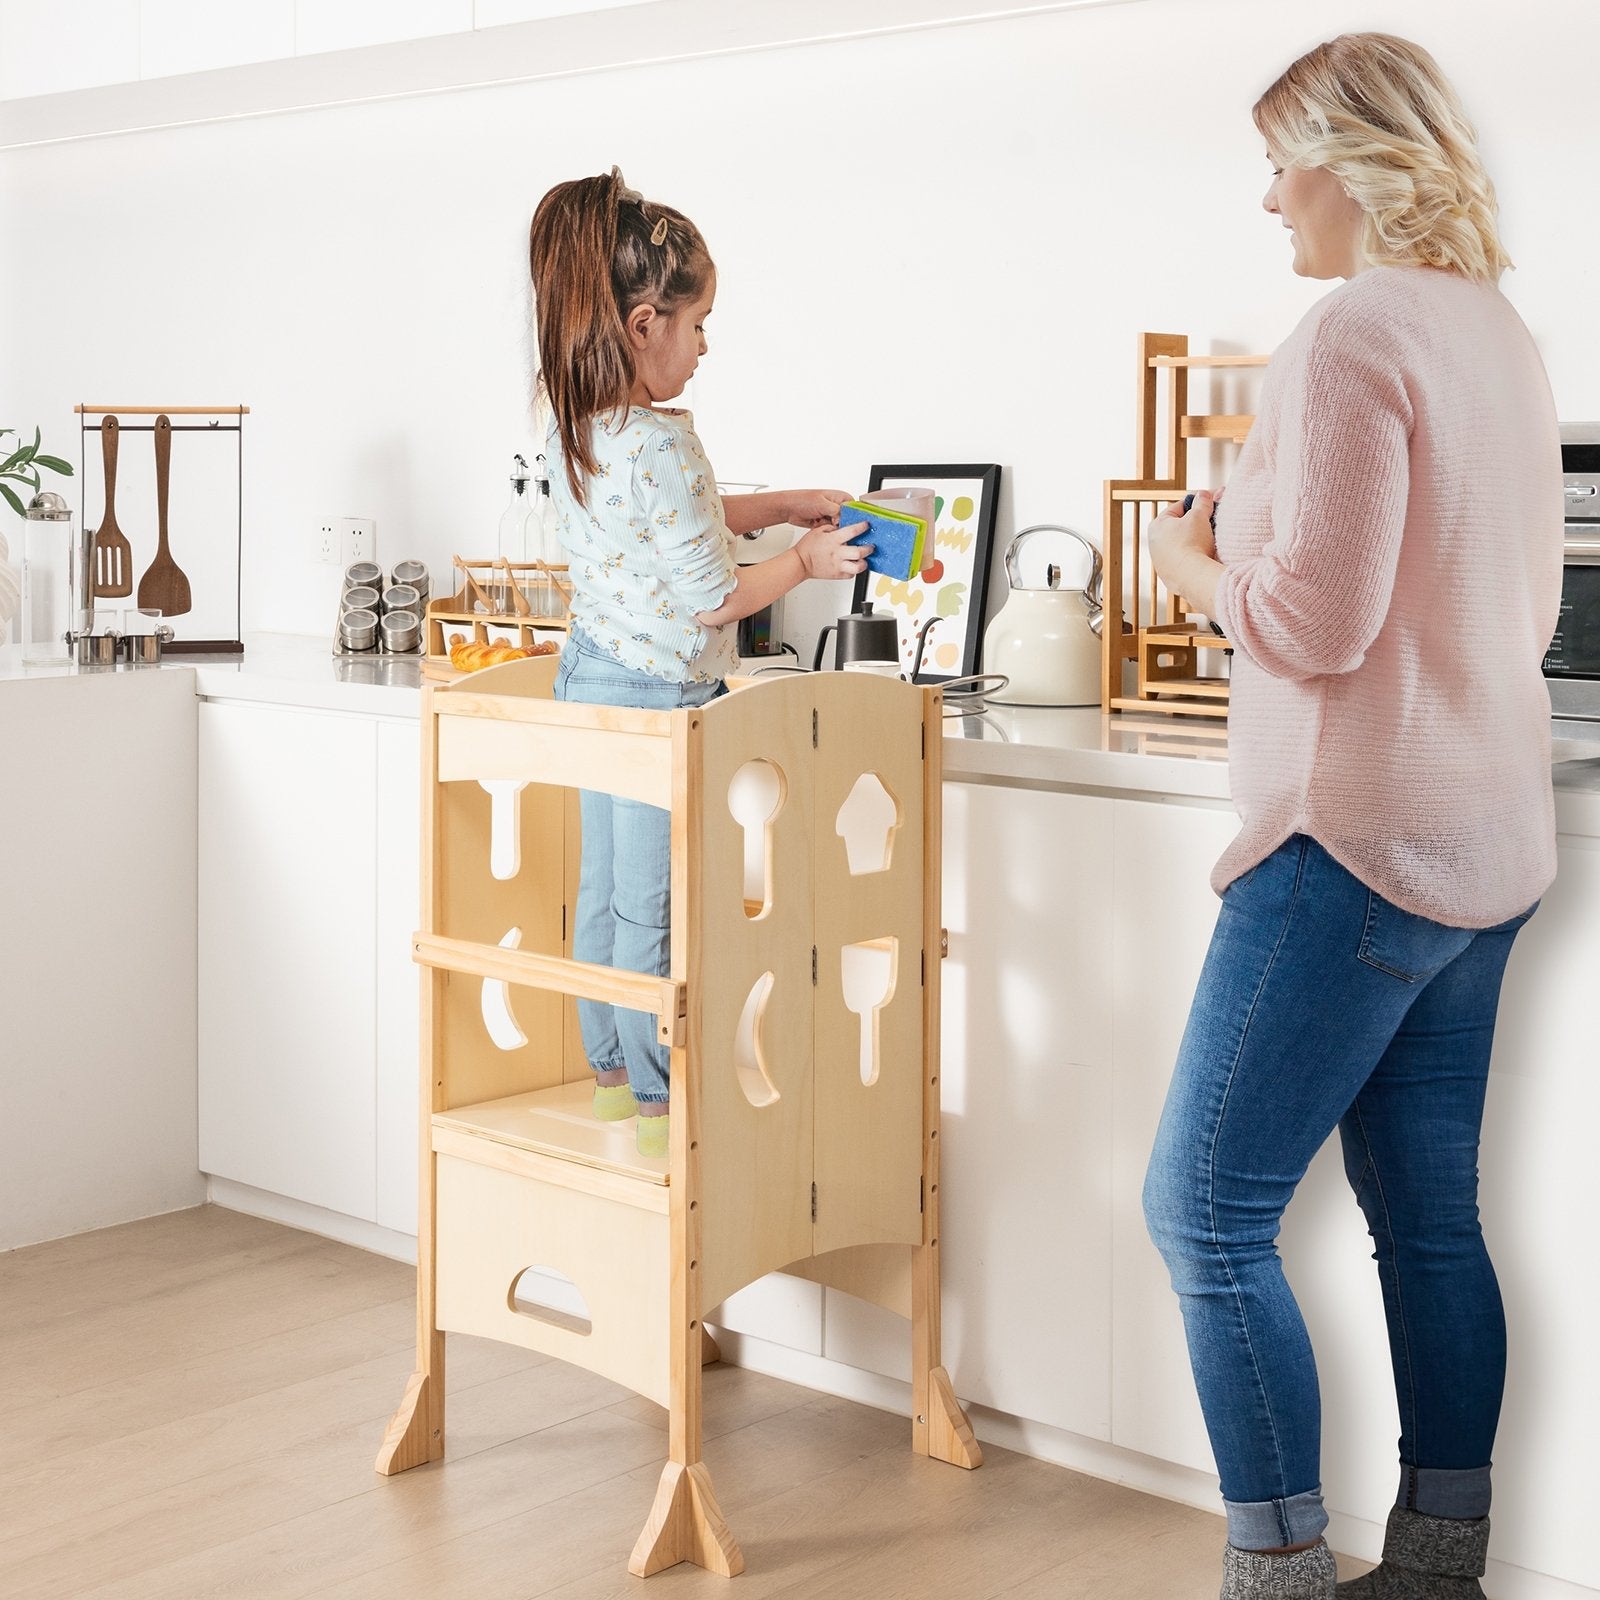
[1108,796,1238,1474]
[1466,834,1600,1590]
[823,781,1119,1438]
[198,701,378,1220]
[374,719,422,1235]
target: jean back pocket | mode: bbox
[1356,890,1475,984]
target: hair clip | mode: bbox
[650,217,669,246]
[609,164,643,205]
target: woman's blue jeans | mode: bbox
[552,631,723,1105]
[1142,834,1535,1551]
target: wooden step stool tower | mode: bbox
[376,657,981,1577]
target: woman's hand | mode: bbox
[795,518,871,580]
[1149,489,1224,617]
[786,489,853,529]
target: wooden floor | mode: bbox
[2,1205,1252,1600]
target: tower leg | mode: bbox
[629,1461,744,1577]
[375,1347,444,1473]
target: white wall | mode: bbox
[0,0,1595,659]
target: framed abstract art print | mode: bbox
[850,463,1001,684]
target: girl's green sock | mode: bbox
[593,1081,638,1121]
[636,1112,669,1158]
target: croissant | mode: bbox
[447,638,558,672]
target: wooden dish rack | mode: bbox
[421,554,573,680]
[375,660,980,1577]
[1101,334,1267,718]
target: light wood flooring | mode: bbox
[3,1205,1254,1599]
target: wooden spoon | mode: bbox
[92,414,134,597]
[138,414,192,617]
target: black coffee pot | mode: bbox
[812,602,900,671]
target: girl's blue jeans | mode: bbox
[1142,834,1536,1551]
[552,631,723,1106]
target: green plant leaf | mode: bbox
[31,425,41,454]
[0,448,29,474]
[33,454,73,475]
[0,483,26,517]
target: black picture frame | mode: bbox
[850,463,1001,684]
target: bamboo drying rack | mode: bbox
[1101,337,1265,716]
[375,660,980,1577]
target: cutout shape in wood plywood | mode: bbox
[835,772,901,876]
[733,971,780,1107]
[481,928,527,1050]
[479,779,529,880]
[509,1266,592,1337]
[728,758,786,919]
[841,938,897,1086]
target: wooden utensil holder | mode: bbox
[1100,336,1265,717]
[375,662,979,1577]
[421,553,572,680]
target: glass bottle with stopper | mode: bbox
[527,454,564,618]
[494,453,534,612]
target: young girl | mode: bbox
[529,167,869,1158]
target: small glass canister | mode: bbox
[21,490,73,665]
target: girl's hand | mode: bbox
[796,519,871,580]
[787,489,853,529]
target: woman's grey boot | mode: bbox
[1336,1507,1489,1597]
[1222,1540,1337,1597]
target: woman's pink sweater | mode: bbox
[1210,265,1564,928]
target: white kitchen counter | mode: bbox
[8,631,1598,822]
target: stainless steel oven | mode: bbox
[1547,426,1600,720]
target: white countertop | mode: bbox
[6,633,1600,830]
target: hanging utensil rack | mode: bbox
[74,404,248,655]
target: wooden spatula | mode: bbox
[92,414,134,597]
[138,415,192,617]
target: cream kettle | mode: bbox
[983,525,1104,706]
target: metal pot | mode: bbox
[982,525,1104,706]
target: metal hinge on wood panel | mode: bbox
[562,904,567,943]
[920,949,925,987]
[812,707,819,749]
[920,1176,925,1213]
[811,945,818,986]
[811,1182,818,1223]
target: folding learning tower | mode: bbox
[376,657,981,1577]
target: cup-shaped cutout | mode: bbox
[841,937,897,1086]
[481,927,528,1050]
[508,1265,592,1336]
[728,758,787,918]
[835,772,901,876]
[734,971,781,1107]
[479,779,528,881]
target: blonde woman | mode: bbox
[1142,35,1562,1600]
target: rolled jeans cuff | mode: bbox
[1400,1465,1492,1520]
[1223,1488,1329,1551]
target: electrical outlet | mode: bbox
[339,517,376,566]
[315,521,339,565]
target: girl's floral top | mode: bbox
[546,407,738,683]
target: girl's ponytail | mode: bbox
[529,169,713,504]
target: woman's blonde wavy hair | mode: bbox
[1253,33,1509,282]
